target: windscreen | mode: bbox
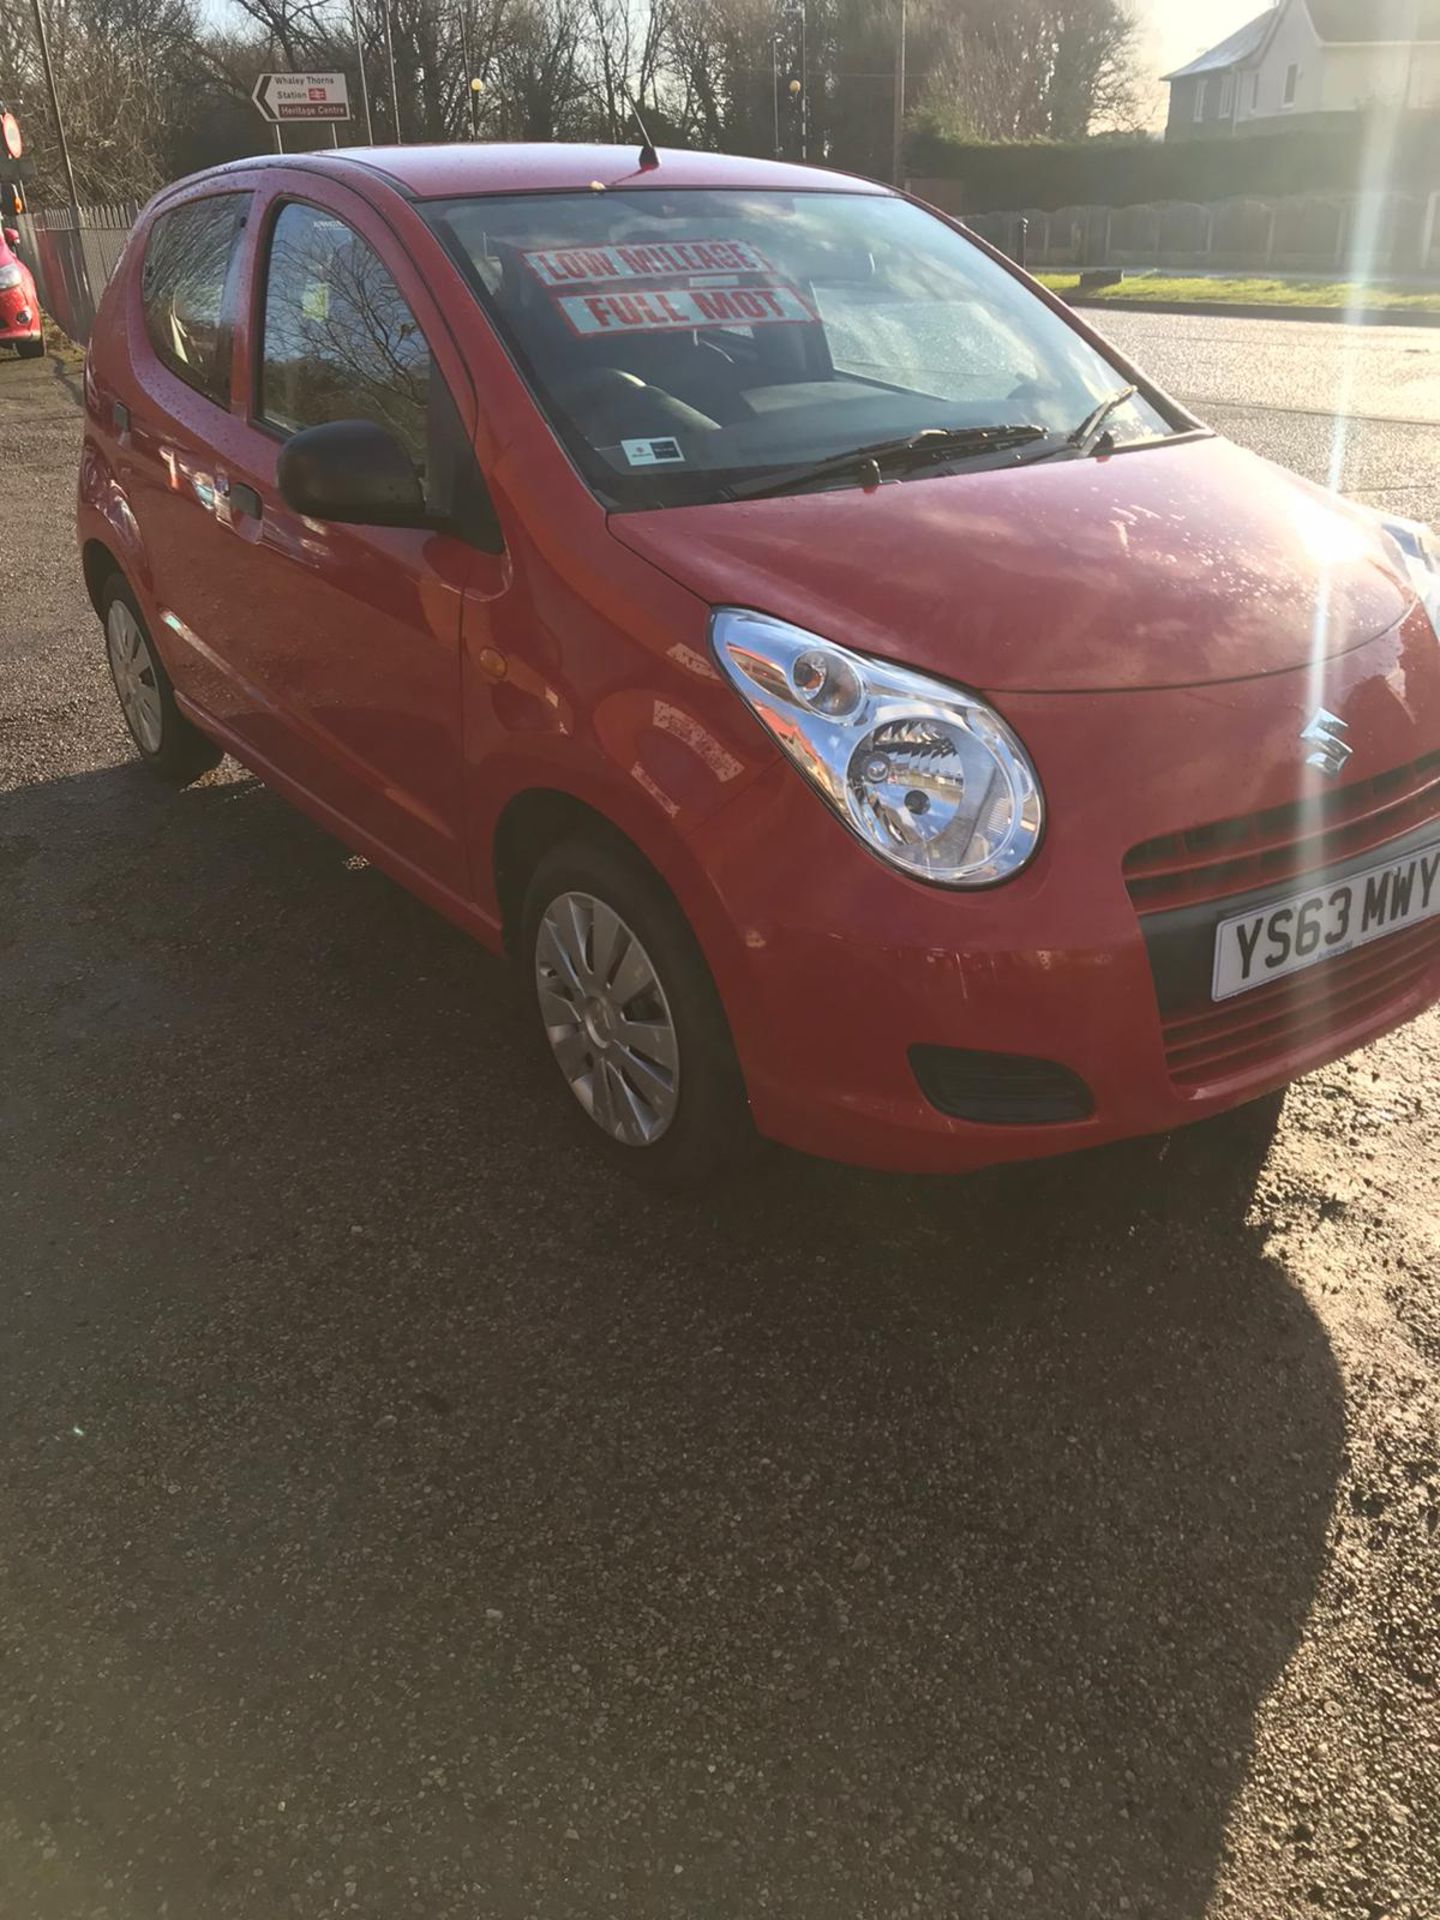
[427,188,1174,509]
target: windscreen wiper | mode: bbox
[721,423,1050,503]
[1067,385,1138,457]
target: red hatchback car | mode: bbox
[0,224,43,357]
[78,144,1440,1179]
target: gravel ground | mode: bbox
[1,331,1438,1920]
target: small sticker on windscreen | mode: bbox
[622,437,686,467]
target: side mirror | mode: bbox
[276,418,430,528]
[2,226,19,251]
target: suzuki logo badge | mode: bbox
[1301,708,1353,778]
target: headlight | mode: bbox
[0,265,22,292]
[711,607,1044,886]
[1378,513,1440,633]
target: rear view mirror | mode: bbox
[2,226,19,250]
[276,418,429,528]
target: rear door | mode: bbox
[204,179,500,900]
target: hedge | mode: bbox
[906,114,1440,211]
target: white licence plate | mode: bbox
[1212,840,1440,1002]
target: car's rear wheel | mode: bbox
[521,835,753,1183]
[101,576,221,784]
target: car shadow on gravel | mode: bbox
[0,762,1347,1920]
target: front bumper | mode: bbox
[687,610,1440,1172]
[0,288,40,342]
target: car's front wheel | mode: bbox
[16,337,45,359]
[521,834,753,1183]
[101,576,221,783]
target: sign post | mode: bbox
[251,72,353,140]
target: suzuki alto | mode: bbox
[78,144,1440,1179]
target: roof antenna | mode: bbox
[628,92,660,171]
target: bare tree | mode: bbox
[489,0,587,139]
[914,0,1140,145]
[1,0,207,200]
[2,0,1143,212]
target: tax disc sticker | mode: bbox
[621,437,687,467]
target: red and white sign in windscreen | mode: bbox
[556,283,816,336]
[523,239,773,288]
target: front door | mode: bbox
[210,184,501,903]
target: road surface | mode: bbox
[1,317,1438,1920]
[1093,307,1440,526]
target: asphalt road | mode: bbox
[2,319,1438,1920]
[1093,308,1440,527]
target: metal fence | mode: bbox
[16,202,138,346]
[919,186,1440,281]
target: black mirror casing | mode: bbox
[276,419,430,528]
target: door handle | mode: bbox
[215,474,263,527]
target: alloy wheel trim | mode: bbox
[106,601,164,754]
[535,889,681,1147]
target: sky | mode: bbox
[1142,0,1274,80]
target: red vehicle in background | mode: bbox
[76,145,1440,1181]
[0,222,43,358]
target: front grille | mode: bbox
[1129,760,1440,1091]
[1161,918,1440,1088]
[1124,751,1440,912]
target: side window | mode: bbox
[260,202,431,474]
[141,195,249,405]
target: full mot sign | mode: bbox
[252,72,352,123]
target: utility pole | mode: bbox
[382,0,401,141]
[351,0,376,142]
[459,4,478,137]
[28,0,82,222]
[891,0,906,187]
[28,0,92,309]
[772,36,780,157]
[799,0,808,161]
[1402,0,1420,111]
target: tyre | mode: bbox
[101,574,222,784]
[16,337,45,359]
[521,834,753,1184]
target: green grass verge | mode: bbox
[1037,274,1440,313]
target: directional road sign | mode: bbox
[252,72,352,123]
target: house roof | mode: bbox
[1304,0,1440,40]
[1161,9,1276,81]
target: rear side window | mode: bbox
[141,195,249,405]
[259,202,431,471]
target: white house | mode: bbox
[1163,0,1440,139]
